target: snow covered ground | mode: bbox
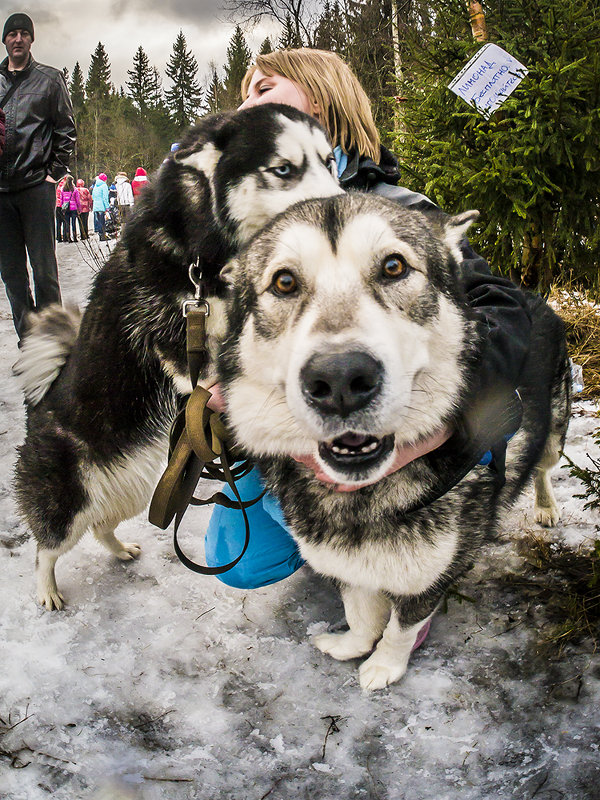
[1,240,599,800]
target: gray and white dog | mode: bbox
[218,193,571,690]
[13,104,342,611]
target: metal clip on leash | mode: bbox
[148,260,263,575]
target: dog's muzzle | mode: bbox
[299,349,394,477]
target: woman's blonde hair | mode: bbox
[241,48,381,163]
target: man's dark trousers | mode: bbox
[0,180,61,339]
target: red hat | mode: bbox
[76,179,84,187]
[134,167,147,177]
[98,173,107,182]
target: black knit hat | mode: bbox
[2,13,34,43]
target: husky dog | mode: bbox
[14,104,342,611]
[218,193,571,690]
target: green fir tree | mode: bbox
[396,0,600,291]
[165,30,204,130]
[205,65,226,114]
[223,26,253,110]
[86,42,112,101]
[259,37,273,55]
[315,1,347,53]
[278,14,303,49]
[126,46,154,116]
[69,61,85,115]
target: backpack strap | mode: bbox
[1,81,19,109]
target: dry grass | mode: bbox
[549,287,600,400]
[515,534,600,654]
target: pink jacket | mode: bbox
[55,178,67,207]
[77,186,92,213]
[60,188,82,212]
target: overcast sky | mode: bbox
[1,0,278,92]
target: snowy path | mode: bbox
[0,241,598,800]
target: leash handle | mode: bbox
[148,276,260,575]
[172,445,253,575]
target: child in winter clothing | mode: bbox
[59,175,81,242]
[115,172,134,223]
[92,173,110,240]
[76,179,92,239]
[55,176,67,242]
[131,167,147,199]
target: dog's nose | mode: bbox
[300,351,383,416]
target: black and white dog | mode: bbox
[14,104,342,610]
[217,193,571,690]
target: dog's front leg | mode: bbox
[313,584,391,661]
[359,608,434,690]
[358,591,440,691]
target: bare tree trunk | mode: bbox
[468,1,488,42]
[93,106,99,178]
[390,0,405,134]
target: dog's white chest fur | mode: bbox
[297,528,458,596]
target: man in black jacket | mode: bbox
[0,12,76,341]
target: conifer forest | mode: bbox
[66,0,598,292]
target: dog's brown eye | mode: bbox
[381,254,409,279]
[272,270,298,295]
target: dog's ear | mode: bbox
[443,210,479,254]
[219,257,240,288]
[173,112,235,179]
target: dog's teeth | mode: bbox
[331,439,380,456]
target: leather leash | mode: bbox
[148,262,264,575]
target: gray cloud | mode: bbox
[109,0,226,25]
[1,0,275,90]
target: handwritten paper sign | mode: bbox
[448,43,528,117]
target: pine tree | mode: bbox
[126,46,154,115]
[315,0,347,53]
[205,65,226,114]
[344,0,395,134]
[223,26,253,110]
[259,37,273,55]
[86,42,112,101]
[278,14,303,48]
[147,67,163,109]
[165,30,204,130]
[69,62,85,115]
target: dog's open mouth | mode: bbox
[318,432,395,472]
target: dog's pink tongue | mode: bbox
[293,427,452,492]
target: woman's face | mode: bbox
[238,68,318,117]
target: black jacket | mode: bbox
[0,56,75,191]
[340,146,530,470]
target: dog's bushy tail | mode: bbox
[13,304,81,405]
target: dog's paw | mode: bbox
[116,542,141,560]
[38,588,65,611]
[534,504,560,527]
[358,650,409,691]
[312,631,374,661]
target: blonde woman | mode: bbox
[205,49,530,599]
